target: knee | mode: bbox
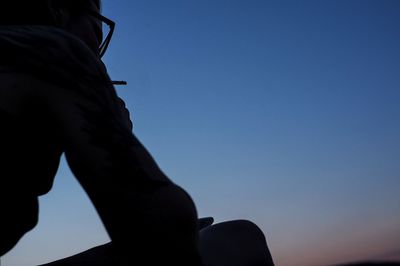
[199,220,275,266]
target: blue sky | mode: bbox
[2,1,400,265]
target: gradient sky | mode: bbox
[2,1,400,266]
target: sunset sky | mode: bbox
[2,1,400,265]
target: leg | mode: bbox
[199,220,275,266]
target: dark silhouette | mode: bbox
[0,1,275,265]
[0,0,200,265]
[37,218,275,266]
[198,219,275,266]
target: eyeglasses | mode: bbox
[85,10,127,85]
[86,10,115,58]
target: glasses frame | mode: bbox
[86,10,115,58]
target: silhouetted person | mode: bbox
[0,0,202,265]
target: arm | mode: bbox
[28,74,201,264]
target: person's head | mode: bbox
[0,0,104,56]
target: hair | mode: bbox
[0,0,101,25]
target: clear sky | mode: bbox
[2,1,400,266]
